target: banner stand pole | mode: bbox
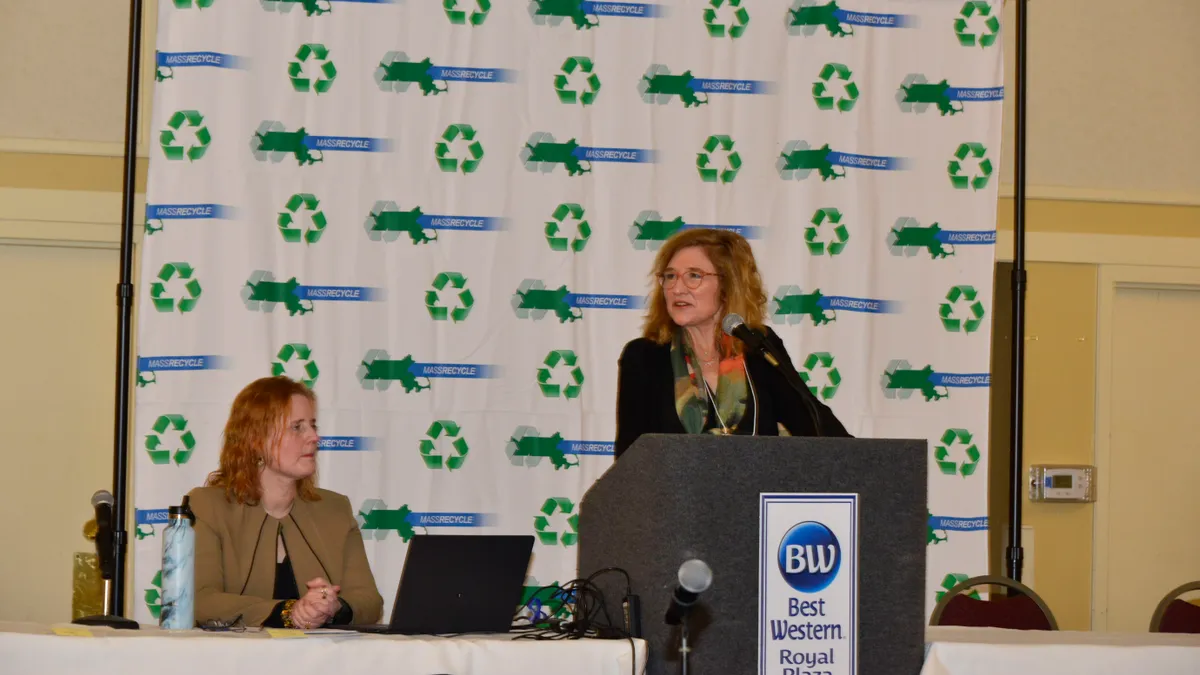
[109,0,148,615]
[1005,0,1029,584]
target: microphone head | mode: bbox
[721,313,745,337]
[91,490,114,508]
[678,559,713,594]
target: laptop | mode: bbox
[335,534,534,635]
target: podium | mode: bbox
[577,434,927,675]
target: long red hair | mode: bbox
[206,376,320,504]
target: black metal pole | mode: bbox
[1005,0,1028,583]
[109,0,147,615]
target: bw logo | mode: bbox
[778,521,841,593]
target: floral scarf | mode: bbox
[671,329,750,435]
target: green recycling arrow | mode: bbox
[160,110,210,162]
[805,208,850,256]
[272,343,320,388]
[554,57,601,106]
[419,420,469,470]
[278,193,327,244]
[697,135,741,183]
[534,497,579,546]
[150,262,202,313]
[426,272,473,322]
[703,0,749,39]
[435,124,484,173]
[940,285,985,333]
[813,62,858,112]
[538,349,585,398]
[444,0,491,25]
[545,203,591,252]
[144,414,196,465]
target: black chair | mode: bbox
[929,574,1058,630]
[1149,581,1200,633]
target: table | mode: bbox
[0,621,646,675]
[924,626,1200,675]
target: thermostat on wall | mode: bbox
[1029,464,1096,503]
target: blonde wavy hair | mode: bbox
[642,228,769,354]
[206,376,320,505]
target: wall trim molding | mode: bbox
[0,187,144,250]
[996,231,1200,268]
[998,184,1200,208]
[0,138,147,158]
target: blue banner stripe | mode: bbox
[294,285,381,301]
[685,224,763,239]
[427,66,516,83]
[157,52,243,69]
[136,509,169,525]
[689,79,770,95]
[581,1,662,17]
[146,204,232,220]
[833,9,917,28]
[408,363,500,379]
[573,147,656,163]
[303,136,391,152]
[407,512,493,527]
[929,516,989,531]
[827,152,911,171]
[820,296,899,314]
[419,215,505,231]
[947,87,1005,102]
[319,436,375,451]
[930,372,991,387]
[565,294,647,309]
[559,441,616,456]
[138,355,227,371]
[939,230,997,245]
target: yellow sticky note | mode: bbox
[264,628,306,639]
[53,626,94,637]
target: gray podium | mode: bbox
[577,434,927,675]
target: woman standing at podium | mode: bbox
[187,376,383,628]
[614,228,849,459]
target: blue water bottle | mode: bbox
[161,496,196,629]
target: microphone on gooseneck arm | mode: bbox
[664,559,713,625]
[721,314,781,367]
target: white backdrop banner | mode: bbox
[133,0,1004,625]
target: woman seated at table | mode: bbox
[188,376,383,628]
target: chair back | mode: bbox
[929,574,1057,630]
[1150,581,1200,633]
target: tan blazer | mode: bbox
[187,485,384,627]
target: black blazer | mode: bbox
[614,327,851,458]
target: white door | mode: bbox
[1095,267,1200,632]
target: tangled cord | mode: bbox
[510,569,637,675]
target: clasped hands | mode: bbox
[289,577,341,629]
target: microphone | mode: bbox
[664,559,712,625]
[722,313,781,368]
[722,313,825,436]
[91,490,115,580]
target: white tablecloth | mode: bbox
[0,622,646,675]
[923,626,1200,675]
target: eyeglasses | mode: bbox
[658,270,720,290]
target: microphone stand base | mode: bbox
[73,615,141,630]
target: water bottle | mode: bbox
[160,496,195,629]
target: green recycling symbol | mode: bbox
[555,57,601,106]
[289,43,337,94]
[799,352,841,401]
[534,497,579,547]
[435,124,484,174]
[697,135,741,183]
[936,428,981,477]
[145,414,196,466]
[150,262,202,313]
[704,0,749,39]
[419,420,469,470]
[278,193,327,244]
[948,142,992,190]
[941,285,985,333]
[813,62,858,112]
[145,570,163,620]
[936,573,981,602]
[806,208,850,256]
[538,350,584,399]
[426,272,474,322]
[545,203,591,252]
[272,343,320,388]
[135,524,155,540]
[955,1,1000,48]
[172,0,214,9]
[160,110,210,162]
[444,0,490,25]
